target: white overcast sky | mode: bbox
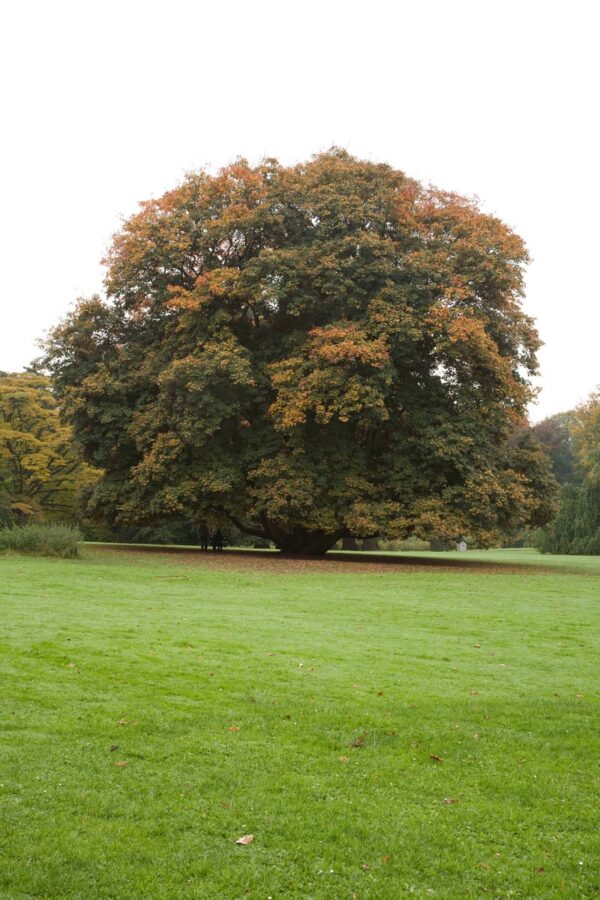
[1,0,598,421]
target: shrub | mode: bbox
[0,523,82,558]
[379,537,431,552]
[537,482,600,555]
[584,529,600,555]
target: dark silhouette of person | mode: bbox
[198,523,210,551]
[212,529,224,552]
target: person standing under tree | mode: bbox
[198,523,210,551]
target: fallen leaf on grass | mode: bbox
[443,797,459,804]
[266,653,277,657]
[429,754,444,763]
[338,755,349,763]
[376,691,384,696]
[117,719,129,726]
[473,643,481,648]
[470,690,480,696]
[110,744,119,752]
[361,864,370,870]
[382,854,390,864]
[235,834,254,845]
[536,867,545,875]
[66,662,78,669]
[114,761,128,768]
[350,732,368,748]
[228,726,240,732]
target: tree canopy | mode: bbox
[0,372,94,525]
[44,150,555,553]
[531,411,578,485]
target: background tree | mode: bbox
[537,390,600,554]
[44,151,556,554]
[531,411,578,484]
[571,390,600,478]
[0,372,95,526]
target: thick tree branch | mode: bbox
[226,512,269,540]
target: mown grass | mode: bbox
[1,547,598,898]
[384,547,600,574]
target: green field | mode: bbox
[1,547,598,898]
[385,547,600,574]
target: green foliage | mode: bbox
[44,151,556,553]
[379,536,432,551]
[79,519,250,547]
[537,390,600,554]
[0,522,82,557]
[584,529,600,555]
[538,482,600,555]
[81,519,199,546]
[0,547,598,896]
[531,411,578,484]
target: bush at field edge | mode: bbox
[0,523,82,558]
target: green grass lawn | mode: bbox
[380,547,600,575]
[1,547,598,898]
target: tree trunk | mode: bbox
[264,520,340,555]
[227,512,340,555]
[362,537,379,552]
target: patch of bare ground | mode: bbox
[82,544,565,576]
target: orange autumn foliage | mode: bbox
[44,150,555,553]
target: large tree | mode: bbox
[44,150,555,553]
[0,372,95,525]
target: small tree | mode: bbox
[532,411,578,484]
[0,372,95,526]
[537,390,600,554]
